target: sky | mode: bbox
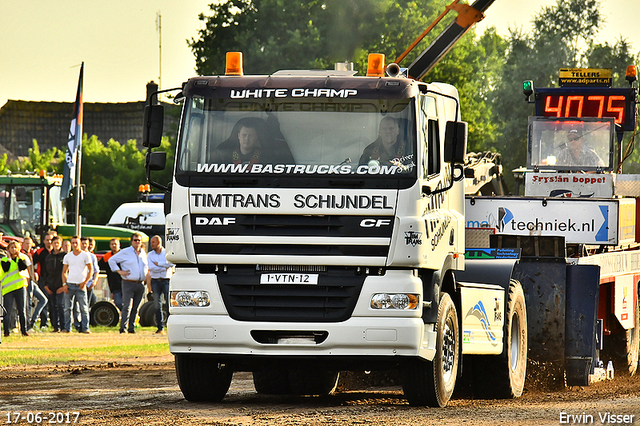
[1,0,639,108]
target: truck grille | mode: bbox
[215,266,365,322]
[192,214,393,258]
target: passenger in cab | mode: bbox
[359,116,406,166]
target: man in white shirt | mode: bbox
[146,235,174,335]
[61,236,94,334]
[108,233,148,334]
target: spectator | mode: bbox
[81,237,99,308]
[146,236,174,335]
[69,237,98,332]
[108,233,148,334]
[61,240,71,253]
[21,237,48,333]
[44,236,66,332]
[32,231,56,329]
[61,236,93,334]
[99,238,123,311]
[1,241,34,337]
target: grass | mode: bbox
[0,326,171,367]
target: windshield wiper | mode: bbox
[222,178,259,187]
[328,179,365,188]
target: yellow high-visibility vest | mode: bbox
[1,255,28,296]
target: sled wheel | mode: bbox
[288,369,339,396]
[603,283,639,376]
[253,368,292,395]
[90,301,120,327]
[138,301,154,327]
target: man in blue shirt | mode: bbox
[108,233,148,334]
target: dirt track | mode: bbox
[2,351,640,426]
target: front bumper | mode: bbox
[168,314,435,361]
[167,266,437,363]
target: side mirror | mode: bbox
[146,151,166,171]
[143,105,164,148]
[444,121,467,164]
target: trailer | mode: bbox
[465,67,640,385]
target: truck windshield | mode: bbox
[0,185,42,238]
[527,117,614,171]
[177,98,416,178]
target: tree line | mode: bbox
[0,136,175,225]
[9,0,639,225]
[191,0,640,180]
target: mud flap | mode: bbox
[565,264,600,386]
[513,260,600,386]
[512,260,566,381]
[455,255,520,356]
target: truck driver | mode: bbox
[211,117,266,165]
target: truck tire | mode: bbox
[603,284,640,376]
[252,368,292,395]
[175,354,233,402]
[402,292,459,407]
[89,301,120,327]
[472,279,528,398]
[288,369,339,396]
[149,304,169,328]
[143,301,156,327]
[138,301,154,327]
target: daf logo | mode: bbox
[195,217,236,226]
[360,219,391,228]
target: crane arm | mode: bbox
[402,0,496,81]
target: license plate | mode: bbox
[260,273,319,285]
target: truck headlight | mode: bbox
[370,293,419,310]
[170,291,211,307]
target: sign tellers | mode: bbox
[558,68,612,87]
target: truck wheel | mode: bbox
[604,284,639,376]
[288,369,339,396]
[148,305,169,328]
[175,354,233,402]
[90,301,120,327]
[402,292,459,407]
[253,368,292,395]
[630,289,640,376]
[472,279,528,398]
[143,302,156,327]
[138,301,154,327]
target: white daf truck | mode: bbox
[142,45,529,406]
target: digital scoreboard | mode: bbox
[534,87,636,131]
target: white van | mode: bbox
[107,202,165,240]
